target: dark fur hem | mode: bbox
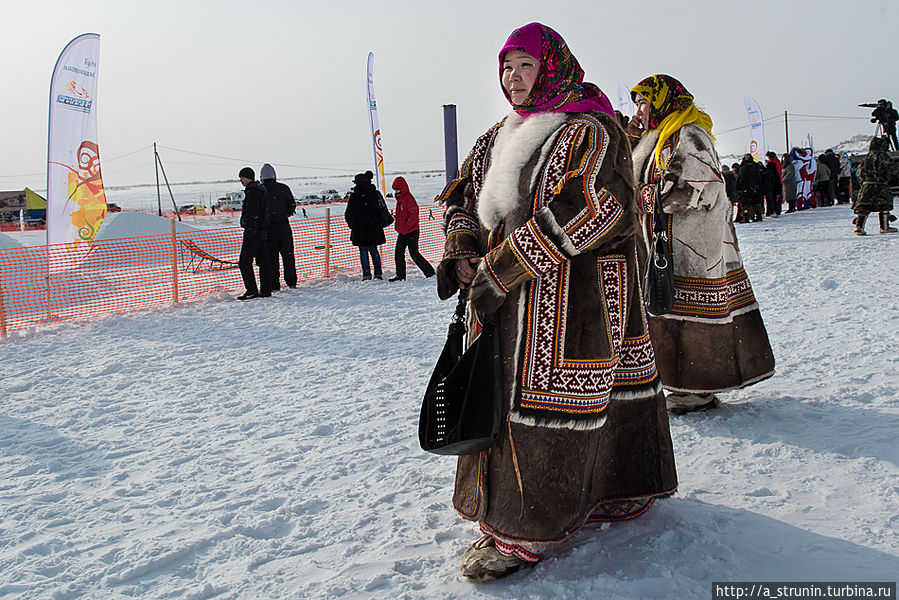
[468,484,678,545]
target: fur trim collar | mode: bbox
[631,129,659,180]
[478,112,567,230]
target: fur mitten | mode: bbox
[436,259,459,300]
[468,268,506,313]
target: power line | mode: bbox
[157,145,368,173]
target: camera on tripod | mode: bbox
[859,99,896,126]
[859,99,898,151]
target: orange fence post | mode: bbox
[170,217,179,303]
[0,275,7,339]
[324,208,331,278]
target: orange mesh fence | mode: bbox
[0,208,446,337]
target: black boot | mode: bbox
[879,212,898,234]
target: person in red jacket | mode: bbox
[389,176,436,281]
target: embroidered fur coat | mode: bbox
[435,111,677,554]
[632,124,775,393]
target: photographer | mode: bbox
[871,99,898,151]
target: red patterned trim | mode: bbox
[638,183,655,214]
[509,220,566,278]
[672,267,757,318]
[481,524,542,563]
[587,498,656,522]
[482,254,509,293]
[614,333,658,386]
[517,256,631,416]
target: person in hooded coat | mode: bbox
[625,74,775,413]
[345,171,386,280]
[260,163,297,289]
[781,153,797,213]
[853,136,899,235]
[435,22,676,581]
[389,176,435,281]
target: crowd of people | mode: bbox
[728,147,853,223]
[234,168,436,297]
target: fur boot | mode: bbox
[879,212,897,234]
[460,535,528,582]
[666,392,721,415]
[854,214,868,236]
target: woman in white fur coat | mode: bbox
[626,75,775,413]
[434,23,677,581]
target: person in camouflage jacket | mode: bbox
[853,137,898,235]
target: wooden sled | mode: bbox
[180,239,238,273]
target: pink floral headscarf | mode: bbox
[498,22,614,117]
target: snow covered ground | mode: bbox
[0,203,897,599]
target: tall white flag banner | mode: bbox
[743,97,765,162]
[617,83,634,117]
[47,33,107,261]
[366,52,386,195]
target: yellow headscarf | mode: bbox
[631,75,714,171]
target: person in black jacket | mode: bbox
[260,163,297,290]
[344,171,386,280]
[722,164,737,217]
[821,149,841,207]
[736,154,764,222]
[764,154,782,217]
[237,167,272,300]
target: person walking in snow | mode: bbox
[627,75,775,413]
[260,163,298,290]
[853,136,899,235]
[388,176,435,281]
[237,167,272,300]
[345,171,386,280]
[436,23,676,581]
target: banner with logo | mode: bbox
[743,97,765,162]
[47,33,107,263]
[791,147,817,209]
[366,52,386,195]
[617,83,634,117]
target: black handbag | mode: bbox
[419,291,502,455]
[378,194,394,228]
[642,179,675,316]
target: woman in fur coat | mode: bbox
[434,23,677,581]
[625,75,775,413]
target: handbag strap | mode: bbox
[647,174,670,271]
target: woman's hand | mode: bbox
[625,115,644,138]
[455,258,480,289]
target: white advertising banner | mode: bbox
[617,83,634,117]
[47,33,107,263]
[743,97,765,162]
[366,52,387,195]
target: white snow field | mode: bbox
[0,203,897,599]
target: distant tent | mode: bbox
[24,188,46,210]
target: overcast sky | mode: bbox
[4,0,896,190]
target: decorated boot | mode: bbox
[460,535,529,582]
[879,212,898,234]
